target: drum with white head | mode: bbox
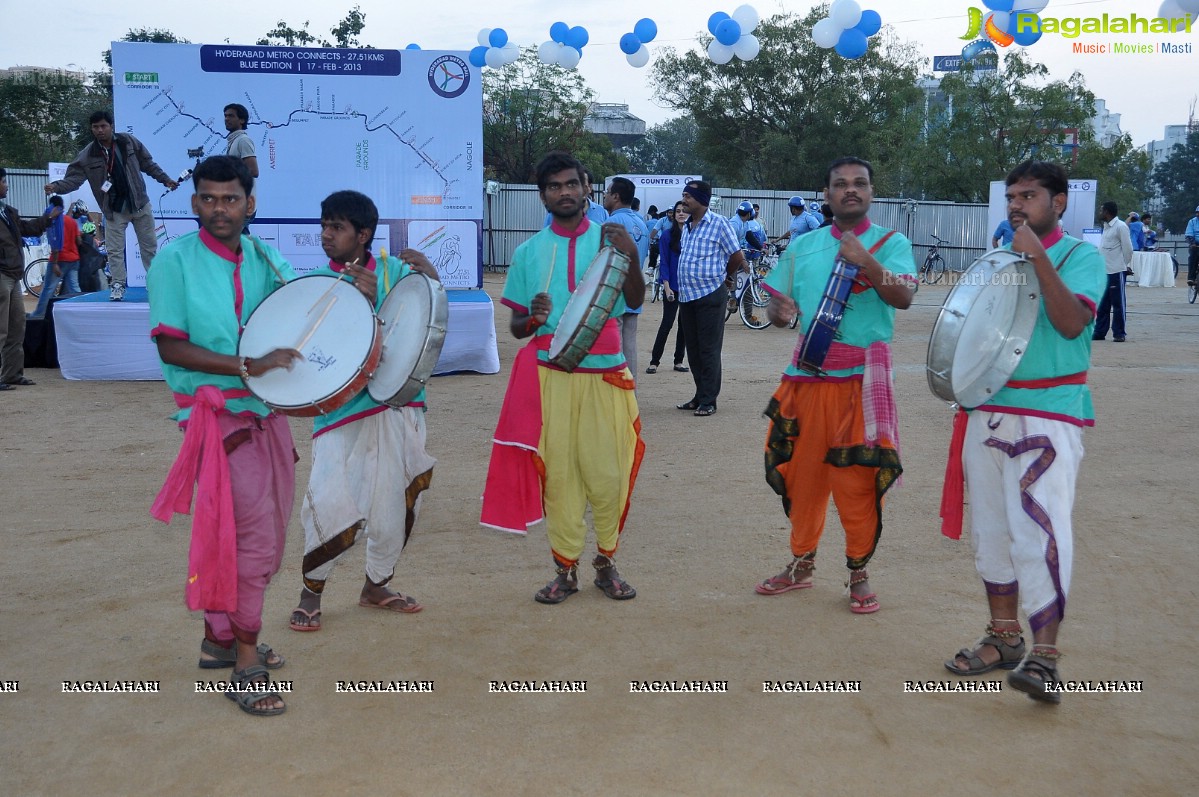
[239,274,381,417]
[926,248,1041,408]
[548,246,630,372]
[368,272,449,407]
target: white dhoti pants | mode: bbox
[964,411,1083,632]
[301,407,435,589]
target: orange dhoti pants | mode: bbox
[764,379,901,570]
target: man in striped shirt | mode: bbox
[674,180,745,417]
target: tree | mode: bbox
[0,72,104,166]
[102,28,190,68]
[258,7,370,48]
[1073,134,1152,222]
[649,8,925,194]
[1152,128,1199,233]
[622,115,709,175]
[483,47,625,183]
[909,51,1098,202]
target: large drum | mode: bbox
[794,257,859,375]
[926,248,1042,408]
[239,274,381,417]
[548,247,630,372]
[368,272,449,408]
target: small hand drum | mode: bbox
[926,248,1042,408]
[548,246,630,372]
[368,272,449,408]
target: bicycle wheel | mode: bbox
[749,276,770,307]
[23,258,49,298]
[724,290,738,322]
[1189,282,1197,304]
[739,284,770,329]
[926,254,946,284]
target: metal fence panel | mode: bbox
[1,168,51,216]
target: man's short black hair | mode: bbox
[49,195,64,208]
[0,168,6,180]
[825,156,873,187]
[535,152,585,192]
[89,109,114,126]
[1005,160,1069,198]
[1101,200,1119,217]
[224,103,250,129]
[192,155,253,198]
[321,190,378,242]
[608,177,635,206]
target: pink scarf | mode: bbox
[791,338,900,454]
[150,386,239,612]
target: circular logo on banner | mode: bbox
[428,56,469,99]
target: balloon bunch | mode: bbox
[405,43,421,50]
[618,18,658,69]
[811,1,882,60]
[469,28,520,69]
[705,5,762,65]
[537,22,592,69]
[975,0,1050,48]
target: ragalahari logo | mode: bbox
[961,1,1050,48]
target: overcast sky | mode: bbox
[3,0,1195,147]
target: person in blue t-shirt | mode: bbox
[1126,213,1145,251]
[992,218,1015,248]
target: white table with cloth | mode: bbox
[1129,251,1175,288]
[52,287,500,381]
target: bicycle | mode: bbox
[1190,279,1198,305]
[22,258,50,298]
[724,254,771,330]
[644,261,662,303]
[920,234,949,284]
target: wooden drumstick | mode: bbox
[296,295,338,351]
[381,302,406,348]
[309,258,358,314]
[543,244,558,293]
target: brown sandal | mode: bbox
[535,565,579,604]
[592,554,636,600]
[944,621,1026,675]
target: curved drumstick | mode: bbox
[296,295,337,351]
[309,258,358,314]
[544,243,558,293]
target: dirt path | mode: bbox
[1,274,1195,795]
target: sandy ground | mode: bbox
[1,273,1196,796]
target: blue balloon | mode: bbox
[1011,18,1042,46]
[488,28,508,48]
[715,19,742,46]
[634,18,658,43]
[854,10,882,37]
[834,28,869,59]
[620,33,642,55]
[405,43,421,50]
[982,0,1014,11]
[468,46,488,67]
[549,21,569,44]
[566,26,589,49]
[707,11,730,35]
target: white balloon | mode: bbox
[484,47,505,68]
[733,33,760,60]
[502,42,520,64]
[707,39,735,64]
[538,40,558,64]
[477,28,492,47]
[1176,0,1199,13]
[989,11,1011,32]
[558,45,581,68]
[1012,0,1049,11]
[731,4,760,34]
[830,0,862,30]
[627,45,650,68]
[812,18,842,49]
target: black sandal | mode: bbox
[225,665,286,716]
[676,400,699,411]
[592,554,636,600]
[534,565,578,605]
[944,621,1025,675]
[1007,645,1063,704]
[645,364,658,374]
